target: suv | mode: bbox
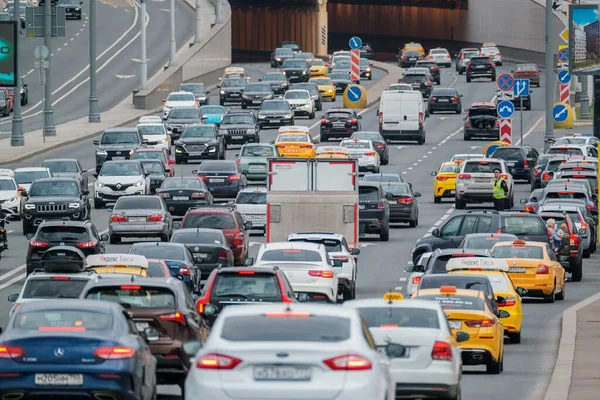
[537,211,584,281]
[219,76,247,105]
[164,106,203,141]
[40,158,89,188]
[218,110,260,146]
[466,56,496,82]
[399,72,432,98]
[281,59,310,82]
[415,60,441,85]
[291,82,322,111]
[179,206,251,265]
[490,145,539,183]
[93,160,151,209]
[455,158,514,209]
[80,276,210,392]
[358,182,391,241]
[174,123,225,164]
[456,48,480,74]
[241,82,274,109]
[320,108,362,142]
[539,155,573,188]
[270,47,294,68]
[464,102,499,140]
[25,220,107,274]
[93,127,146,173]
[22,178,91,235]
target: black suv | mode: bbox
[257,99,294,128]
[22,178,91,235]
[241,83,274,109]
[466,56,496,82]
[329,71,352,93]
[93,127,146,173]
[320,108,362,142]
[218,111,260,146]
[164,106,203,141]
[219,77,247,106]
[358,182,391,241]
[260,72,289,95]
[175,124,225,163]
[271,47,294,68]
[399,73,432,98]
[415,60,441,85]
[490,145,539,183]
[411,210,550,262]
[398,50,422,68]
[281,59,310,83]
[25,220,107,274]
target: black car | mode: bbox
[40,158,88,188]
[329,71,352,93]
[260,72,289,95]
[399,73,432,98]
[358,182,391,241]
[16,76,28,106]
[257,99,294,128]
[157,177,213,216]
[281,59,310,83]
[93,128,145,173]
[463,103,499,141]
[490,145,539,182]
[530,154,554,190]
[25,220,107,275]
[219,77,247,105]
[218,111,260,146]
[192,160,248,199]
[350,131,389,165]
[359,58,373,80]
[139,159,169,194]
[241,83,274,109]
[320,108,361,142]
[415,60,441,85]
[359,43,374,59]
[291,82,322,111]
[381,182,420,227]
[428,88,462,114]
[279,41,301,53]
[170,228,235,278]
[178,82,210,105]
[466,56,496,82]
[56,0,82,19]
[271,47,294,68]
[398,50,423,68]
[164,106,203,141]
[175,124,225,163]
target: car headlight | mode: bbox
[284,114,292,119]
[19,89,23,94]
[75,7,80,10]
[208,147,216,152]
[302,71,306,75]
[276,57,281,61]
[7,197,16,203]
[242,95,250,99]
[258,115,266,119]
[68,202,80,209]
[134,180,144,187]
[366,67,371,72]
[247,128,256,134]
[160,137,168,144]
[327,89,333,93]
[220,90,225,95]
[24,203,35,210]
[96,181,103,188]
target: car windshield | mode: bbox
[14,310,113,331]
[418,295,484,311]
[492,245,544,259]
[333,61,351,69]
[419,276,490,295]
[277,134,308,143]
[40,161,78,173]
[462,235,517,249]
[402,74,427,83]
[463,161,502,173]
[261,249,322,262]
[22,279,88,299]
[236,191,266,204]
[285,91,309,100]
[161,178,203,189]
[264,73,286,82]
[516,64,537,71]
[138,125,165,135]
[288,238,342,252]
[491,148,524,159]
[294,53,313,59]
[182,126,214,138]
[85,287,176,309]
[261,101,290,111]
[360,59,369,67]
[293,84,317,94]
[201,106,225,115]
[14,170,49,184]
[241,146,275,157]
[140,161,164,174]
[129,245,184,260]
[179,83,204,93]
[171,230,225,245]
[212,273,281,299]
[182,213,236,229]
[0,179,15,190]
[329,72,350,80]
[246,84,272,93]
[167,93,195,102]
[101,132,140,144]
[275,48,293,56]
[99,163,142,176]
[37,226,88,241]
[359,186,379,201]
[359,307,440,329]
[383,184,410,195]
[169,108,200,118]
[197,161,237,172]
[115,196,162,210]
[58,0,77,4]
[30,181,78,196]
[222,79,246,88]
[389,84,412,90]
[308,59,324,66]
[501,216,547,235]
[432,89,456,96]
[132,152,165,162]
[221,114,254,125]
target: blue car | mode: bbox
[192,160,248,200]
[200,105,226,126]
[0,300,156,400]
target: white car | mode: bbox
[554,133,600,147]
[388,83,413,91]
[287,232,360,301]
[0,170,21,219]
[284,89,316,119]
[344,297,464,400]
[234,187,267,231]
[136,123,170,153]
[93,160,150,209]
[450,153,484,163]
[252,241,340,302]
[455,158,514,209]
[405,251,433,296]
[481,46,502,65]
[138,115,164,124]
[340,138,380,173]
[184,304,397,400]
[427,48,452,67]
[13,167,52,192]
[162,91,197,118]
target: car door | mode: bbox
[433,215,465,250]
[123,313,153,396]
[91,224,105,253]
[457,215,478,241]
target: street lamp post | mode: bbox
[140,0,147,89]
[194,0,201,43]
[44,0,56,136]
[89,0,100,122]
[11,2,23,146]
[169,0,176,66]
[544,0,555,151]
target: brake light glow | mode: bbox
[524,205,536,212]
[157,193,170,198]
[411,275,421,284]
[233,233,244,246]
[429,97,436,102]
[458,173,472,179]
[378,201,386,209]
[364,152,376,156]
[431,341,452,361]
[419,112,423,127]
[238,270,255,275]
[397,198,413,204]
[94,347,136,360]
[436,176,450,181]
[265,312,310,318]
[379,112,383,126]
[451,253,475,257]
[570,235,580,247]
[321,119,329,125]
[196,353,242,370]
[148,214,164,222]
[227,175,241,181]
[308,270,334,278]
[542,173,551,180]
[465,319,494,328]
[497,296,516,307]
[29,239,48,248]
[159,312,187,325]
[323,354,372,371]
[558,191,574,195]
[0,346,24,359]
[191,192,205,198]
[450,97,458,102]
[501,174,509,179]
[51,276,69,280]
[376,143,385,149]
[198,175,207,181]
[236,157,241,165]
[120,285,141,290]
[111,214,127,222]
[349,119,357,124]
[178,265,191,276]
[524,160,529,168]
[536,264,549,275]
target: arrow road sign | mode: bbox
[497,74,514,91]
[514,79,530,97]
[349,36,362,50]
[558,48,569,62]
[553,103,569,122]
[558,69,571,84]
[347,86,362,102]
[497,100,515,118]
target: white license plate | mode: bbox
[438,99,449,102]
[507,162,516,166]
[128,217,146,222]
[385,123,399,127]
[448,320,462,329]
[246,214,264,219]
[173,196,189,201]
[254,366,311,381]
[111,191,125,195]
[135,322,149,331]
[359,205,366,209]
[231,136,244,140]
[475,178,489,183]
[509,267,526,273]
[476,65,485,68]
[210,179,225,183]
[409,57,416,60]
[189,152,204,156]
[230,93,240,97]
[449,190,455,194]
[333,122,345,127]
[111,156,126,160]
[249,165,264,170]
[270,119,280,123]
[194,253,209,259]
[253,100,262,104]
[35,374,83,386]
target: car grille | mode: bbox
[37,204,68,212]
[227,129,247,136]
[187,145,206,152]
[106,150,130,159]
[105,183,134,191]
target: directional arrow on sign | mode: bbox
[560,28,569,44]
[555,107,568,119]
[515,80,528,96]
[500,104,513,113]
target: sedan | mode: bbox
[350,131,389,165]
[241,83,274,109]
[428,88,463,114]
[156,176,213,216]
[236,143,278,182]
[340,138,380,173]
[260,71,289,94]
[329,71,352,93]
[179,82,210,105]
[398,50,423,68]
[381,182,420,227]
[192,160,248,199]
[320,108,362,142]
[171,228,235,279]
[513,63,541,87]
[257,99,294,128]
[200,105,226,126]
[109,195,173,244]
[139,159,169,194]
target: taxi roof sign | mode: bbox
[0,168,14,177]
[383,292,404,301]
[446,257,509,272]
[86,254,148,269]
[278,126,310,134]
[439,285,457,295]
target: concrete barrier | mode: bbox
[133,0,232,110]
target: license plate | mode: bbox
[509,267,526,273]
[253,100,262,104]
[409,57,416,60]
[475,178,489,183]
[210,179,225,183]
[173,196,189,201]
[189,152,204,156]
[194,253,209,259]
[253,366,311,381]
[231,136,244,140]
[448,320,462,329]
[249,165,264,170]
[270,119,280,123]
[135,322,149,331]
[111,156,125,160]
[128,217,146,222]
[438,99,449,102]
[359,205,366,209]
[246,214,264,219]
[476,65,485,68]
[507,162,516,166]
[230,93,240,97]
[333,122,345,127]
[35,374,83,386]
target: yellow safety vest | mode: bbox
[493,178,506,199]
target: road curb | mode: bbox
[543,291,600,400]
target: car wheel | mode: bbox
[456,106,461,114]
[525,102,531,111]
[93,199,103,209]
[109,235,121,245]
[455,197,466,209]
[486,357,502,374]
[434,196,441,204]
[491,74,497,82]
[463,133,470,141]
[417,136,425,145]
[379,228,389,242]
[382,157,389,166]
[436,79,441,85]
[583,248,591,258]
[219,99,224,106]
[544,282,556,303]
[321,134,328,142]
[429,108,434,115]
[309,110,315,119]
[409,219,416,228]
[509,331,521,344]
[317,103,322,111]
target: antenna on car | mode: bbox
[131,275,135,282]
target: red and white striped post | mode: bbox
[350,49,360,82]
[500,118,512,144]
[559,83,570,105]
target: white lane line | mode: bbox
[399,277,407,282]
[63,42,68,46]
[402,171,407,174]
[26,68,34,75]
[428,151,432,154]
[57,48,62,51]
[432,147,437,149]
[6,230,13,234]
[51,53,54,57]
[515,115,544,145]
[412,163,418,166]
[0,265,26,283]
[76,33,80,36]
[394,287,403,291]
[80,28,84,32]
[423,155,427,158]
[70,38,74,41]
[408,167,413,170]
[0,274,26,290]
[449,73,458,88]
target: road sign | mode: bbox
[25,6,66,38]
[343,84,367,108]
[497,74,514,91]
[34,45,48,60]
[497,100,515,118]
[484,141,509,157]
[558,48,569,62]
[347,86,362,102]
[349,36,362,50]
[560,84,570,105]
[500,119,512,144]
[560,28,569,43]
[350,49,360,82]
[514,79,530,97]
[558,69,571,84]
[553,103,569,122]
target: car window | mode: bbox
[288,238,342,252]
[236,191,266,204]
[418,295,484,310]
[420,276,490,296]
[547,245,558,261]
[282,60,308,69]
[140,161,164,174]
[459,216,478,236]
[492,245,544,259]
[545,191,587,200]
[85,286,176,308]
[182,213,236,229]
[14,170,50,184]
[147,261,168,277]
[138,125,165,135]
[14,310,113,331]
[463,162,502,173]
[129,245,184,260]
[201,106,225,115]
[197,161,238,173]
[547,147,583,156]
[182,126,215,138]
[22,278,88,299]
[440,216,463,237]
[161,178,204,189]
[211,273,281,299]
[101,132,140,144]
[115,197,162,210]
[260,101,290,112]
[40,160,79,173]
[37,226,89,241]
[169,108,200,118]
[261,249,322,262]
[171,230,225,245]
[179,83,205,93]
[358,186,380,202]
[501,216,547,235]
[100,162,142,177]
[474,216,493,233]
[222,79,246,88]
[133,152,166,162]
[491,148,524,159]
[221,114,255,125]
[241,146,275,157]
[359,307,440,329]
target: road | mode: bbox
[0,60,598,400]
[0,0,194,139]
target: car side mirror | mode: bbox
[182,340,203,357]
[161,98,166,102]
[143,328,159,342]
[385,192,394,200]
[404,265,414,273]
[203,303,218,316]
[498,310,510,319]
[459,94,463,97]
[93,140,99,145]
[496,296,506,304]
[245,258,254,266]
[162,115,168,120]
[205,90,210,94]
[93,173,99,179]
[313,137,320,144]
[579,229,587,236]
[414,192,421,197]
[516,287,528,296]
[20,189,28,197]
[383,343,406,358]
[191,170,198,175]
[456,331,470,343]
[333,259,343,268]
[100,234,109,241]
[351,248,360,255]
[164,168,171,174]
[144,172,150,177]
[357,115,362,119]
[244,221,253,230]
[296,292,310,302]
[229,243,238,250]
[7,293,18,303]
[25,233,34,240]
[173,222,181,230]
[431,228,440,237]
[430,171,437,176]
[519,198,528,204]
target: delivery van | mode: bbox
[378,90,428,145]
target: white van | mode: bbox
[378,90,428,145]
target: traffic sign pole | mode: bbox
[560,83,570,105]
[11,8,23,147]
[545,0,555,152]
[500,118,512,144]
[350,49,360,82]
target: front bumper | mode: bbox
[223,133,259,145]
[257,116,294,127]
[175,146,219,161]
[1,199,20,218]
[23,210,83,228]
[95,186,145,202]
[290,103,313,116]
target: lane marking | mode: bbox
[399,277,407,282]
[0,273,26,290]
[0,265,25,283]
[515,115,544,145]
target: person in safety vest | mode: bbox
[492,168,508,211]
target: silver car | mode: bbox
[234,187,267,231]
[108,195,173,244]
[93,160,150,209]
[455,48,480,74]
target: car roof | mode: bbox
[327,108,353,113]
[104,127,138,133]
[14,167,50,171]
[288,232,344,240]
[39,219,89,227]
[131,242,186,248]
[538,204,581,212]
[41,158,78,162]
[434,248,491,256]
[216,267,278,275]
[261,241,324,251]
[239,187,268,193]
[85,276,180,288]
[463,233,517,239]
[470,102,495,107]
[30,177,80,183]
[17,298,122,313]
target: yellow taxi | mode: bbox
[309,77,336,101]
[85,254,149,277]
[446,257,524,344]
[274,126,316,158]
[402,42,425,57]
[315,146,350,159]
[413,285,505,374]
[307,58,327,77]
[432,161,461,203]
[491,240,566,303]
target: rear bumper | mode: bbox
[456,192,495,203]
[109,222,169,237]
[164,200,208,216]
[395,383,458,400]
[206,186,241,199]
[461,348,497,366]
[464,128,500,138]
[359,218,385,234]
[380,128,424,140]
[429,102,459,111]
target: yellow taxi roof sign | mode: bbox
[446,257,509,272]
[440,285,457,295]
[86,254,149,269]
[383,292,404,301]
[278,126,310,134]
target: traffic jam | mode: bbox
[0,39,595,400]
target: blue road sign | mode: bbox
[347,86,363,102]
[497,100,515,118]
[558,48,569,62]
[553,103,569,122]
[558,69,571,84]
[497,74,514,91]
[485,144,503,158]
[349,36,362,50]
[514,79,530,97]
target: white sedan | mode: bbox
[162,91,198,118]
[340,138,380,173]
[136,123,170,153]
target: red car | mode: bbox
[513,63,541,87]
[0,87,13,112]
[132,148,175,177]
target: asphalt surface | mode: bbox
[0,60,599,400]
[0,0,194,139]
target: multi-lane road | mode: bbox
[0,0,194,139]
[0,60,598,400]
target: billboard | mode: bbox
[569,4,600,75]
[0,22,16,87]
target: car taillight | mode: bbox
[159,312,187,325]
[495,121,500,127]
[432,66,439,71]
[379,112,383,126]
[501,174,508,179]
[157,192,171,198]
[111,214,127,222]
[178,265,191,276]
[497,296,516,307]
[419,112,423,126]
[465,121,471,127]
[467,63,472,70]
[587,204,594,210]
[198,175,207,181]
[323,354,372,371]
[524,160,529,168]
[533,167,541,176]
[536,264,549,275]
[236,158,241,165]
[496,52,501,56]
[94,347,135,360]
[429,97,436,102]
[418,56,423,60]
[233,232,244,246]
[228,175,241,181]
[364,151,375,156]
[191,192,205,198]
[376,143,385,149]
[148,214,164,222]
[29,239,48,248]
[431,341,452,361]
[378,201,386,209]
[524,205,536,212]
[450,97,458,102]
[331,256,349,263]
[196,353,242,370]
[465,319,494,328]
[425,81,432,86]
[0,345,25,359]
[308,270,334,278]
[489,61,495,68]
[457,173,472,179]
[436,176,449,181]
[542,173,551,180]
[218,249,229,260]
[321,119,329,125]
[570,235,580,247]
[349,119,357,124]
[76,240,98,249]
[428,55,433,59]
[411,275,421,284]
[397,198,413,204]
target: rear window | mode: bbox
[22,279,88,299]
[470,57,490,64]
[545,191,587,200]
[182,213,236,229]
[432,89,456,96]
[490,148,525,159]
[491,245,544,259]
[241,146,275,157]
[15,310,112,331]
[359,307,440,329]
[288,238,342,252]
[326,112,352,120]
[221,315,350,342]
[488,274,511,292]
[85,286,176,308]
[501,216,547,235]
[37,226,89,242]
[463,162,502,173]
[359,186,380,201]
[129,245,184,260]
[147,261,167,277]
[547,159,567,172]
[547,148,583,155]
[401,74,427,83]
[382,184,410,195]
[198,161,237,173]
[261,249,322,262]
[115,197,162,210]
[516,64,537,71]
[463,235,517,250]
[561,175,597,189]
[418,295,484,310]
[419,276,490,296]
[277,134,308,143]
[212,273,281,299]
[171,230,225,245]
